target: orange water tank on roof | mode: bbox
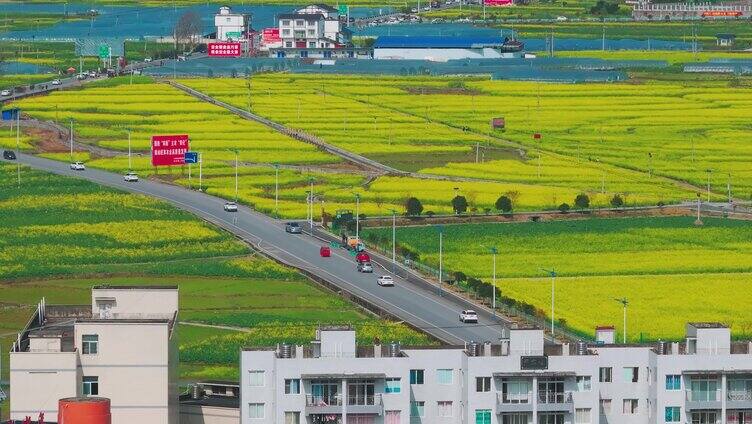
[58,397,111,424]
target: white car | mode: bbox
[1,90,11,96]
[144,57,153,63]
[77,73,87,80]
[123,172,139,182]
[459,309,478,323]
[556,15,568,21]
[70,162,85,171]
[51,79,61,85]
[223,202,238,212]
[377,275,394,286]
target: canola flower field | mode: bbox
[363,216,752,341]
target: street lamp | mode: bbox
[69,118,74,163]
[614,297,628,343]
[127,128,132,171]
[354,193,361,239]
[308,177,315,233]
[705,169,712,202]
[388,208,397,272]
[490,247,498,317]
[227,149,239,202]
[542,269,557,337]
[436,224,444,296]
[15,111,20,188]
[273,163,280,218]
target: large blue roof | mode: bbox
[374,36,507,49]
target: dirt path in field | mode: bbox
[179,321,250,332]
[0,119,120,158]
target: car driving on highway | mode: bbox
[285,222,302,234]
[3,150,16,160]
[223,202,238,212]
[377,275,394,286]
[70,162,85,171]
[1,89,12,96]
[123,172,139,182]
[51,79,61,85]
[459,310,478,323]
[357,262,373,273]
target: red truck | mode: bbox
[355,252,370,263]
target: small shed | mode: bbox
[716,33,736,47]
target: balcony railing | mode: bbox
[538,391,573,404]
[306,394,342,407]
[686,389,721,402]
[728,390,752,402]
[498,392,533,404]
[347,394,382,406]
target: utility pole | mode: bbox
[354,193,361,239]
[648,152,653,178]
[602,21,606,51]
[706,169,712,202]
[390,209,397,272]
[198,152,203,192]
[274,164,280,218]
[614,298,628,343]
[727,173,732,203]
[16,111,20,188]
[69,118,74,162]
[127,129,132,170]
[694,192,703,226]
[542,269,557,337]
[490,247,498,317]
[309,177,315,232]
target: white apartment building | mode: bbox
[215,6,251,41]
[9,285,179,424]
[274,4,352,58]
[241,323,752,424]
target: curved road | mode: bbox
[3,153,512,345]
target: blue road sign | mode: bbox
[184,151,198,164]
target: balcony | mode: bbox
[537,391,574,413]
[347,394,383,415]
[496,392,533,414]
[305,394,342,415]
[727,390,752,409]
[685,390,722,410]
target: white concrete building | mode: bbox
[373,36,524,61]
[273,4,352,58]
[9,286,179,424]
[215,6,251,41]
[241,323,752,424]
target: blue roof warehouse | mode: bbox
[373,35,524,61]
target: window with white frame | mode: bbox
[623,367,639,383]
[82,376,98,395]
[285,41,292,47]
[438,401,453,417]
[437,369,453,385]
[576,408,592,424]
[475,409,492,424]
[248,370,264,387]
[385,378,401,394]
[666,375,681,391]
[248,403,264,419]
[281,20,290,26]
[502,414,527,424]
[295,20,304,26]
[410,401,425,417]
[600,399,612,414]
[284,411,300,424]
[282,29,290,36]
[665,406,680,422]
[284,379,300,394]
[82,334,98,355]
[576,376,591,392]
[476,377,491,392]
[599,367,612,383]
[623,399,638,414]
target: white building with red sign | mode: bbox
[270,4,353,59]
[632,0,752,20]
[214,6,251,41]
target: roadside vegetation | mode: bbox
[362,216,752,341]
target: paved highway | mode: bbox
[2,153,512,345]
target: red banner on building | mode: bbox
[151,135,189,166]
[262,28,281,43]
[701,10,741,17]
[484,0,514,6]
[208,42,242,57]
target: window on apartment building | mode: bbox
[282,29,291,35]
[666,375,681,390]
[409,369,424,385]
[410,401,425,417]
[600,399,612,415]
[623,367,639,383]
[82,334,98,354]
[599,367,612,383]
[665,406,681,423]
[284,379,300,394]
[575,408,592,424]
[438,401,453,417]
[300,50,308,58]
[576,376,591,392]
[307,29,315,35]
[475,409,492,424]
[248,370,265,387]
[437,369,453,385]
[538,413,564,424]
[285,42,292,48]
[385,411,401,424]
[248,403,264,419]
[385,378,401,394]
[295,20,304,26]
[308,41,316,48]
[82,376,98,396]
[502,414,527,424]
[622,399,638,414]
[284,411,300,424]
[282,20,290,26]
[476,377,492,392]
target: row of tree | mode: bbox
[403,193,629,216]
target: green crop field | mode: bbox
[362,216,752,341]
[0,163,431,418]
[552,50,752,64]
[0,74,57,90]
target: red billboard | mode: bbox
[151,134,189,166]
[208,42,242,57]
[262,28,281,43]
[701,10,742,17]
[484,0,514,6]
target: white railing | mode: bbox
[497,392,533,404]
[347,393,382,406]
[686,389,721,402]
[539,391,573,404]
[306,394,342,407]
[728,390,752,402]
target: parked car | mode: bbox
[123,171,139,182]
[70,162,86,171]
[459,310,478,323]
[285,222,302,234]
[3,150,16,160]
[77,73,87,80]
[88,70,97,77]
[51,79,61,85]
[223,202,238,212]
[0,90,11,96]
[177,55,187,61]
[358,262,373,273]
[355,251,371,263]
[377,275,394,286]
[320,246,331,257]
[144,57,153,63]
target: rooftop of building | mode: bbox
[374,36,509,49]
[93,284,178,290]
[278,13,325,21]
[688,322,729,328]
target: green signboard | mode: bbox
[98,44,111,59]
[338,4,349,15]
[226,31,242,39]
